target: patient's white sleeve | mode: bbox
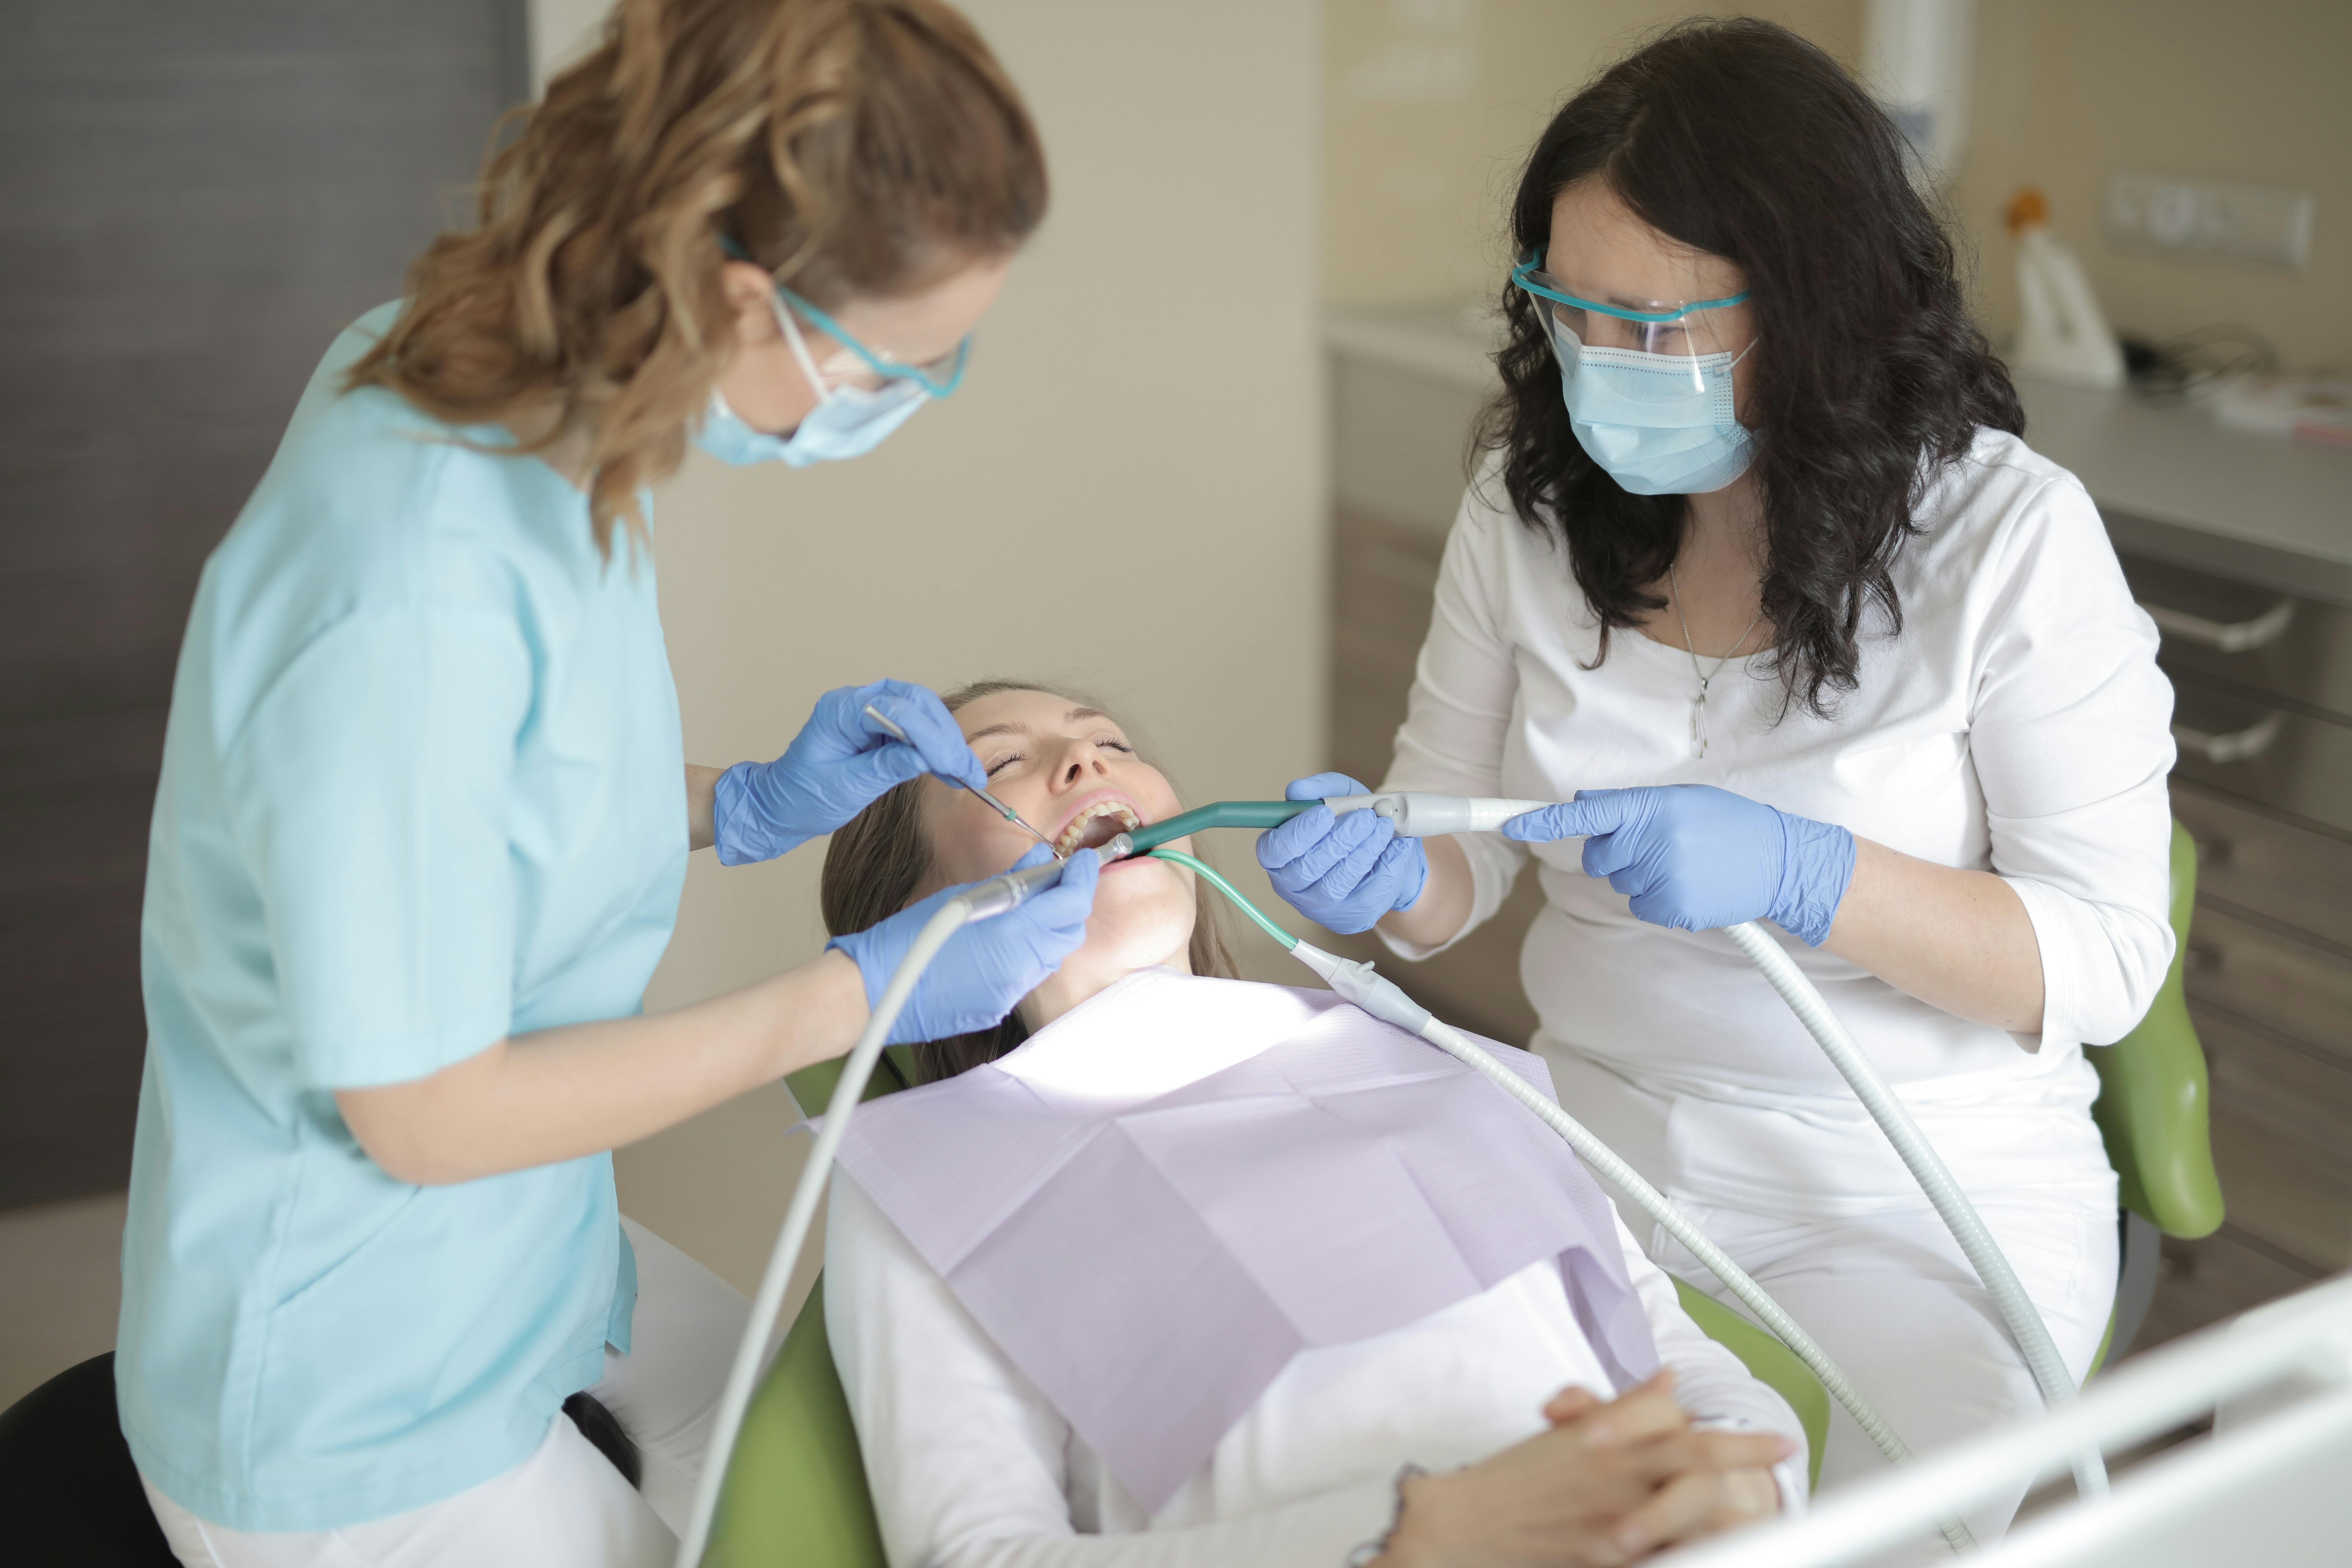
[828,1170,1806,1568]
[1613,1206,1810,1511]
[826,1176,1398,1568]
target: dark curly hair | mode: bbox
[1477,17,2021,717]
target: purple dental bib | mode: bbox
[832,968,1659,1512]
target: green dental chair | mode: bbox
[690,823,2222,1564]
[2084,819,2226,1371]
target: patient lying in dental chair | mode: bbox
[817,681,1806,1568]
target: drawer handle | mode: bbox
[2173,710,2284,764]
[2139,596,2295,652]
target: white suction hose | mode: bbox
[1292,941,1977,1554]
[672,898,969,1568]
[1337,793,2106,1495]
[1720,920,2108,1500]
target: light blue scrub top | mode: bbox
[119,304,688,1531]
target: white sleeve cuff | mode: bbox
[2002,871,2174,1050]
[1694,1417,1808,1518]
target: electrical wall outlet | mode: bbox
[2104,171,2315,271]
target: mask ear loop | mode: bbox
[767,290,837,407]
[1684,329,1758,394]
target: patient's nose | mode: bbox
[1052,740,1108,787]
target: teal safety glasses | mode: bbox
[1510,250,1751,360]
[718,236,971,398]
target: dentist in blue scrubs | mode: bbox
[115,3,1087,1563]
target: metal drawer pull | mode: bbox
[2139,596,2295,653]
[2173,710,2284,764]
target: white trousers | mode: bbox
[142,1218,750,1568]
[1546,1049,2117,1554]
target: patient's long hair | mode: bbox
[821,680,1239,1084]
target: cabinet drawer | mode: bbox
[2121,551,2352,725]
[2196,1006,2352,1272]
[2171,784,2352,953]
[2182,901,2352,1065]
[2196,1006,2352,1186]
[2169,677,2352,839]
[2143,1227,2328,1350]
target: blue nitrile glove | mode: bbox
[713,679,986,866]
[1503,784,1856,946]
[1255,772,1430,936]
[828,845,1101,1045]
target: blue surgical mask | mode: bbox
[1558,339,1756,496]
[693,376,929,469]
[692,279,934,468]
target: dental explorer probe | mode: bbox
[861,701,1064,857]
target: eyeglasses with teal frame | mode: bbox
[718,236,970,398]
[1510,247,1751,356]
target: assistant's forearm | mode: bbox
[1378,834,1475,950]
[337,950,867,1184]
[686,762,724,852]
[1825,838,2045,1035]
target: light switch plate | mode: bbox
[2104,170,2315,271]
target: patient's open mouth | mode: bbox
[1054,799,1143,856]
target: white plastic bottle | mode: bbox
[2005,186,2125,390]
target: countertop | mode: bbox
[1325,303,2352,605]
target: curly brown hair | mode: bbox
[821,680,1240,1084]
[346,0,1046,555]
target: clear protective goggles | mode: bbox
[718,236,970,398]
[1510,249,1752,388]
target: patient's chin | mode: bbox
[1078,864,1197,974]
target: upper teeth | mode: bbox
[1054,799,1141,853]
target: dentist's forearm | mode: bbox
[687,762,724,851]
[334,949,869,1184]
[1825,837,2046,1037]
[1378,835,1476,951]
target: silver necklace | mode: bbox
[1668,562,1764,759]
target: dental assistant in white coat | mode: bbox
[117,5,1094,1565]
[1259,20,2174,1544]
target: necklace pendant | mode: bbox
[1690,695,1709,759]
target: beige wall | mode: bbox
[1324,0,2351,369]
[1952,0,2351,371]
[1322,1,1864,306]
[530,2,1327,1289]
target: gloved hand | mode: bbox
[713,679,986,866]
[1503,784,1855,946]
[828,845,1101,1044]
[1255,772,1429,936]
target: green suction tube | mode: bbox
[1121,800,1313,856]
[1147,848,1298,951]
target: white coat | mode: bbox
[1381,427,2176,1544]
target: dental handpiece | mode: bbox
[1095,793,1556,865]
[1325,792,1554,836]
[958,856,1077,919]
[861,702,1063,858]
